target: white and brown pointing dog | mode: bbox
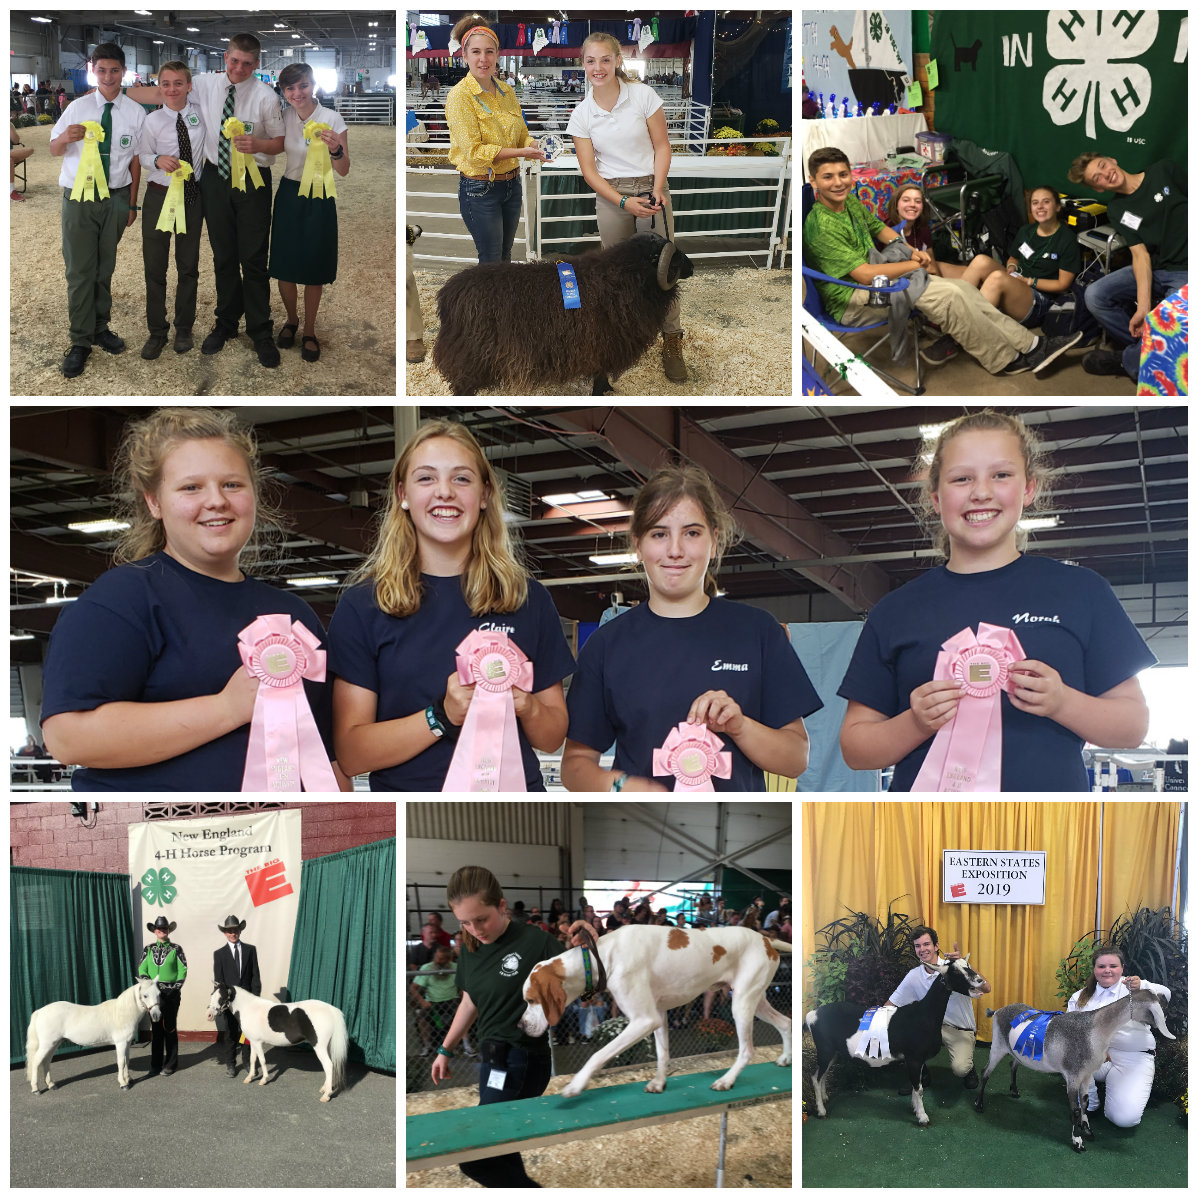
[518,923,792,1097]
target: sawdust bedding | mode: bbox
[10,122,397,397]
[406,1050,791,1188]
[406,261,792,397]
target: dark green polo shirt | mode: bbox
[455,920,565,1048]
[1107,160,1187,271]
[1009,221,1081,280]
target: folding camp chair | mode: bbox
[801,184,926,395]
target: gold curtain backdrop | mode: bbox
[802,801,1182,1041]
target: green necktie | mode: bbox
[100,100,113,185]
[217,84,235,181]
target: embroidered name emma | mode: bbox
[711,659,749,671]
[1011,612,1061,625]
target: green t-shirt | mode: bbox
[413,960,459,1004]
[455,919,564,1048]
[1107,160,1187,271]
[803,191,886,321]
[1008,221,1081,280]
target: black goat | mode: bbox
[805,956,988,1125]
[432,232,693,396]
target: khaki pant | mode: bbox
[842,274,1036,374]
[941,1023,977,1077]
[594,175,681,334]
[406,244,424,341]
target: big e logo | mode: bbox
[1043,10,1158,138]
[245,857,294,906]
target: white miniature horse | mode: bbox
[26,979,162,1093]
[205,982,348,1102]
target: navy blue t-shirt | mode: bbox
[566,598,823,791]
[838,554,1157,791]
[40,552,335,792]
[327,574,575,792]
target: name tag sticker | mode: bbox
[1119,210,1142,230]
[486,1067,507,1090]
[1018,242,1034,258]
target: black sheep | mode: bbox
[432,232,693,396]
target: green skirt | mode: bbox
[268,175,338,285]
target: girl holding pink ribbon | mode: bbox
[839,410,1155,791]
[40,407,347,792]
[329,419,574,791]
[562,465,822,792]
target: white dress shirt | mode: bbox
[189,71,284,167]
[52,90,146,189]
[138,100,206,188]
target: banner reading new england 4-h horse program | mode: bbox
[128,810,302,1032]
[931,11,1189,195]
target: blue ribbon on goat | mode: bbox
[1012,1009,1063,1061]
[857,1006,880,1032]
[556,261,581,310]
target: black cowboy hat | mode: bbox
[218,914,247,933]
[147,915,177,934]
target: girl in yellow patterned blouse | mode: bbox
[444,14,547,263]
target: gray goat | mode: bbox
[974,986,1174,1151]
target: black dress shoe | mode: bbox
[63,345,91,377]
[964,1067,979,1089]
[141,334,169,360]
[202,325,237,355]
[255,338,281,368]
[92,328,126,353]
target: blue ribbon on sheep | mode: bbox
[432,232,694,396]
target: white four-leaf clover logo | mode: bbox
[1042,9,1158,138]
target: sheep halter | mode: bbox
[237,615,337,792]
[442,630,534,792]
[912,623,1026,792]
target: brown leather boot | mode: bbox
[661,330,687,382]
[407,339,427,363]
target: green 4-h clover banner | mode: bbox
[128,810,302,1032]
[930,10,1188,198]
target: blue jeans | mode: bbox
[459,172,523,263]
[459,1045,550,1187]
[1084,264,1188,379]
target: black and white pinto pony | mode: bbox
[205,982,348,1102]
[26,978,162,1093]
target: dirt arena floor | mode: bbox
[10,121,397,397]
[406,1049,791,1188]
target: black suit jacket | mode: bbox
[212,939,261,995]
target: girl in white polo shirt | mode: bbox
[1067,944,1171,1128]
[566,32,688,382]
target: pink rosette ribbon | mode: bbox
[912,623,1026,792]
[238,615,337,792]
[652,722,733,792]
[442,630,534,792]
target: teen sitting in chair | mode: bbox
[979,186,1080,325]
[803,147,1081,377]
[1068,153,1187,382]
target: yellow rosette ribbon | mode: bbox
[221,116,264,191]
[69,120,110,203]
[298,120,337,200]
[155,161,193,235]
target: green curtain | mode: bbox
[930,11,1188,195]
[286,837,396,1072]
[11,866,136,1063]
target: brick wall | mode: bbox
[10,800,397,871]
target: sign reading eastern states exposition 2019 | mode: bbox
[943,849,1047,905]
[128,810,302,1031]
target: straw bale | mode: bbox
[10,121,396,397]
[406,260,791,396]
[407,1049,791,1188]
